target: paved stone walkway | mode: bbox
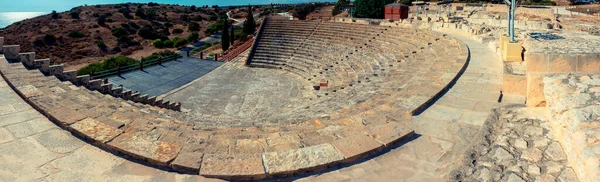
[0,32,503,181]
[293,33,504,181]
[107,57,223,96]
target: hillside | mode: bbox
[0,3,251,70]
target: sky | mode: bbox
[0,0,336,13]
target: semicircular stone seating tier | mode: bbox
[0,16,469,180]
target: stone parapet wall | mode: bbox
[544,74,600,182]
[465,18,552,30]
[523,32,600,107]
[485,4,555,21]
[0,42,181,111]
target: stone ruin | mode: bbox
[1,4,599,181]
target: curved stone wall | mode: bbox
[0,17,469,180]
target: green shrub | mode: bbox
[163,39,174,48]
[67,31,85,38]
[172,37,189,47]
[140,50,179,62]
[43,34,57,44]
[172,28,184,34]
[152,39,164,48]
[96,41,107,49]
[51,10,60,19]
[112,28,128,37]
[205,20,229,35]
[188,22,200,32]
[128,21,140,29]
[137,25,165,40]
[191,42,217,54]
[187,32,199,42]
[77,56,139,75]
[69,9,81,19]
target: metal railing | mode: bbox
[90,55,182,79]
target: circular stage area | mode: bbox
[0,16,468,180]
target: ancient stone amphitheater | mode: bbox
[5,8,598,181]
[0,15,470,180]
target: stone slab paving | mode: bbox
[544,74,600,182]
[452,106,578,182]
[295,32,504,181]
[0,77,221,182]
[107,57,223,96]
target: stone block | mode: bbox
[367,122,414,147]
[2,45,20,60]
[499,36,509,52]
[331,134,383,162]
[526,73,546,107]
[107,131,181,167]
[262,143,344,176]
[18,52,35,67]
[60,70,77,82]
[548,54,577,72]
[503,42,522,62]
[48,64,64,76]
[170,151,203,174]
[75,75,90,86]
[0,37,3,53]
[502,74,527,95]
[16,85,43,98]
[46,106,88,126]
[577,54,600,72]
[100,83,112,94]
[200,153,266,180]
[33,59,50,73]
[69,117,123,143]
[87,79,102,90]
[121,90,132,100]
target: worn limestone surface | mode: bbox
[544,74,600,182]
[1,18,469,179]
[452,107,578,182]
[0,76,218,182]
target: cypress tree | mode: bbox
[354,0,395,19]
[230,25,235,45]
[243,5,256,35]
[221,20,230,51]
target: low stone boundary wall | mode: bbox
[544,74,600,182]
[0,42,181,111]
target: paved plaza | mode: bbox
[108,57,223,96]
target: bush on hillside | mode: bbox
[51,10,60,19]
[188,22,200,32]
[172,37,189,47]
[163,39,174,48]
[67,31,86,38]
[152,39,164,48]
[43,34,57,44]
[96,41,107,50]
[70,9,81,19]
[141,50,179,62]
[187,32,199,42]
[77,56,139,75]
[112,28,128,38]
[172,28,184,34]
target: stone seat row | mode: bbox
[0,44,181,111]
[1,48,417,180]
